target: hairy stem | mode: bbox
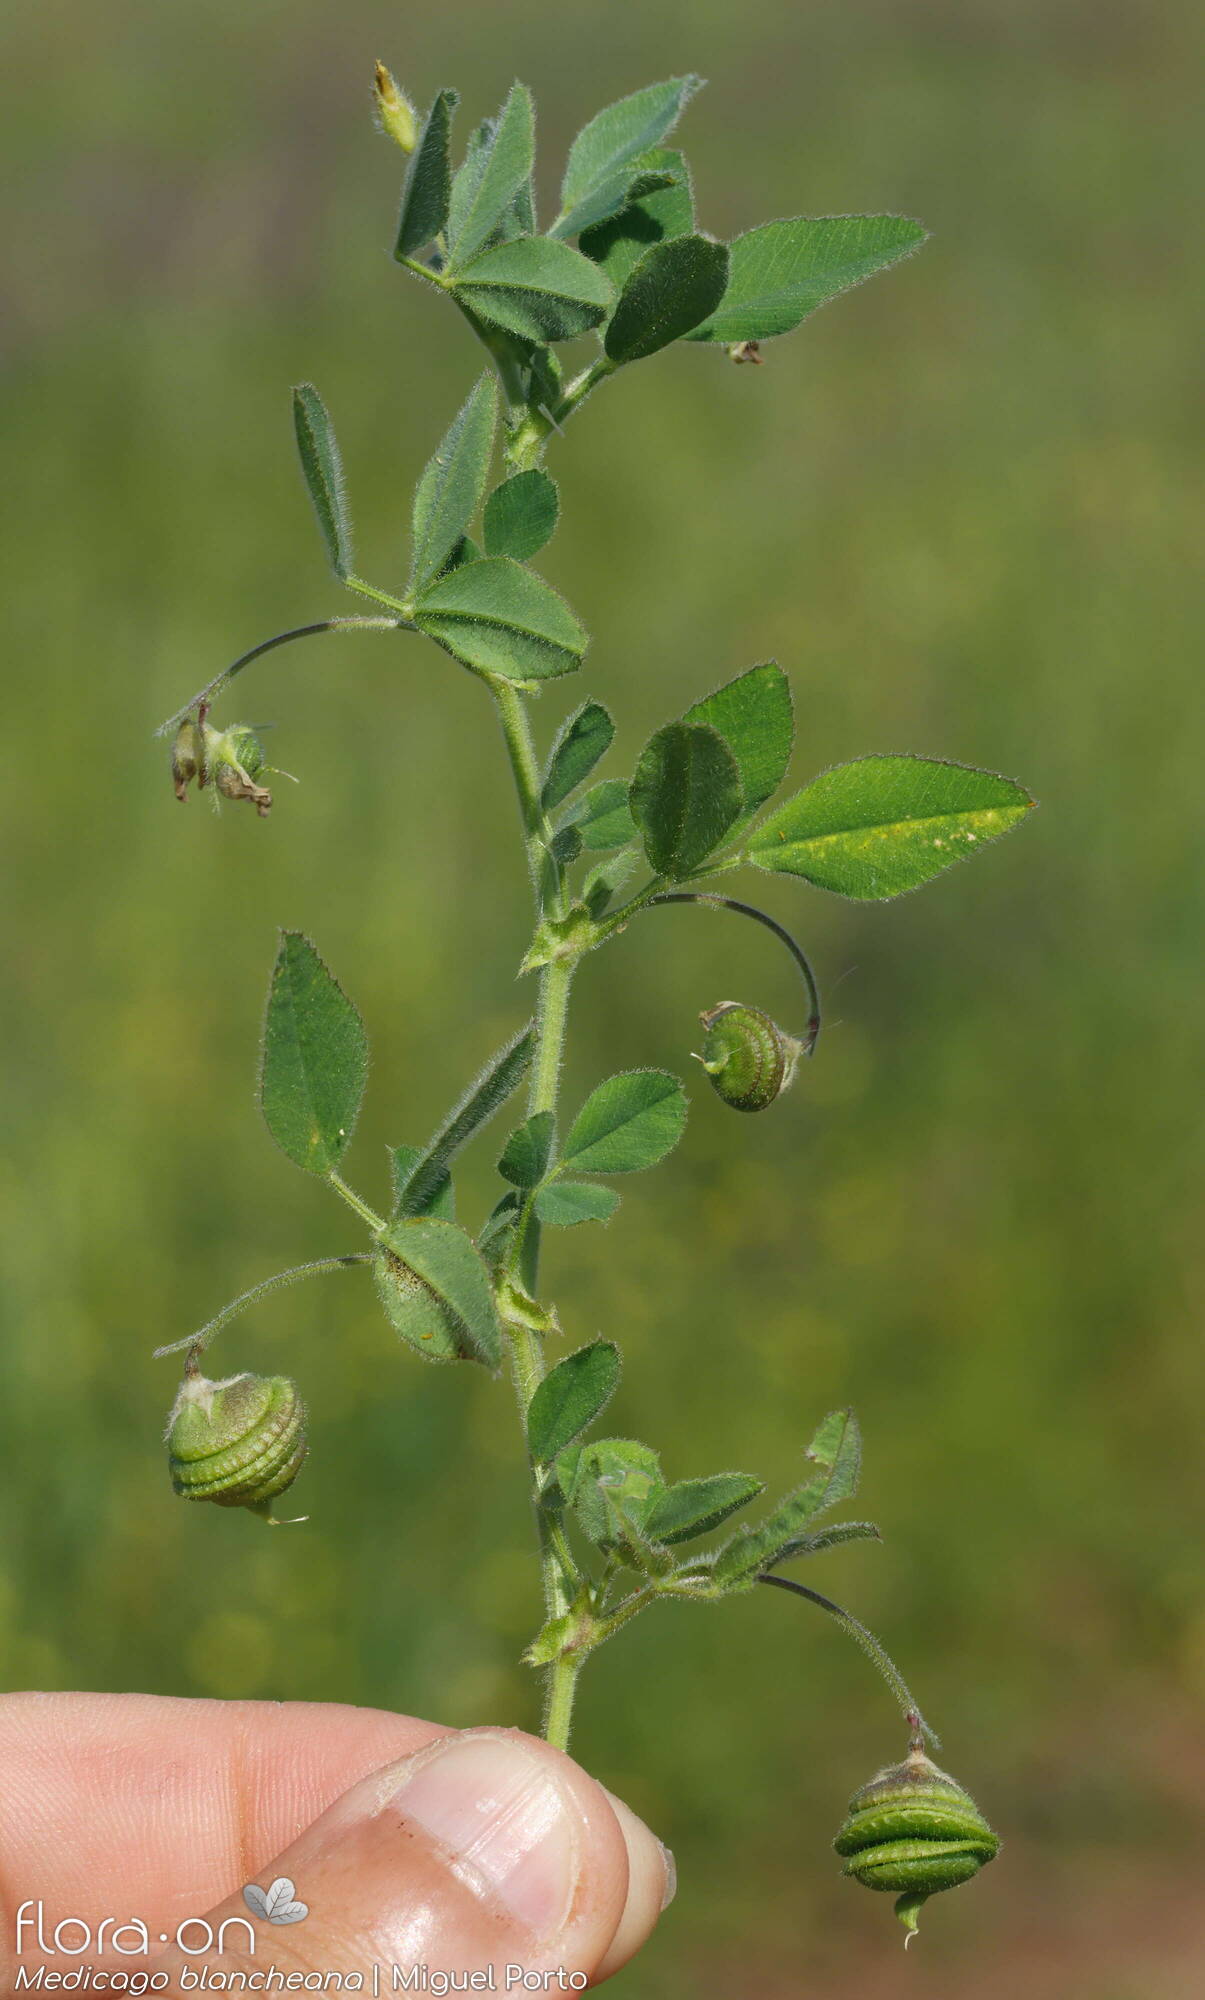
[155,617,406,737]
[492,679,563,915]
[490,672,584,1743]
[153,1255,371,1361]
[648,892,823,1051]
[757,1574,938,1746]
[543,1655,583,1752]
[326,1171,386,1234]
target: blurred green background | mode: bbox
[3,0,1203,1991]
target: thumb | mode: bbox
[159,1726,673,1990]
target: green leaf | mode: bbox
[452,236,612,345]
[502,171,537,241]
[395,1023,533,1217]
[644,1473,764,1545]
[259,933,368,1176]
[477,1191,521,1270]
[551,164,679,242]
[413,556,588,683]
[498,1109,554,1187]
[688,214,928,344]
[445,116,491,251]
[441,533,482,575]
[747,755,1036,900]
[409,375,497,592]
[395,89,458,260]
[580,148,695,290]
[775,1521,882,1560]
[560,77,702,218]
[629,720,743,875]
[534,1182,621,1227]
[563,1069,687,1175]
[685,663,793,814]
[528,1341,621,1462]
[292,384,352,579]
[542,701,615,811]
[605,233,729,363]
[389,1144,454,1220]
[445,84,536,267]
[562,778,635,850]
[582,848,638,917]
[551,823,582,868]
[519,344,564,414]
[375,1218,501,1367]
[713,1409,862,1586]
[555,1438,665,1550]
[482,468,559,562]
[805,1407,863,1501]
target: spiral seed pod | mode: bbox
[166,1371,307,1523]
[697,1002,803,1112]
[218,724,266,778]
[834,1741,999,1940]
[171,718,273,815]
[212,725,273,816]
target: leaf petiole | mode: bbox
[326,1172,387,1234]
[155,617,407,737]
[152,1254,372,1360]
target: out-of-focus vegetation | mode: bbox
[2,2,1202,1992]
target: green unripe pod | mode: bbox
[212,724,273,816]
[834,1744,999,1941]
[166,1371,307,1523]
[218,724,266,779]
[171,715,273,816]
[697,1002,803,1113]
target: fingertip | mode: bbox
[181,1724,645,1985]
[594,1786,675,1981]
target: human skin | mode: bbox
[0,1693,672,1990]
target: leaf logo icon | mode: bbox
[243,1876,309,1925]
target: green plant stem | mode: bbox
[511,953,581,1729]
[489,665,587,1746]
[346,576,415,617]
[155,617,406,738]
[503,358,615,472]
[153,1254,371,1360]
[648,892,823,1051]
[492,679,563,914]
[757,1575,937,1746]
[543,1655,583,1751]
[528,954,573,1124]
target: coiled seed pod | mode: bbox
[218,724,267,779]
[834,1742,999,1940]
[171,717,273,816]
[697,1002,803,1112]
[211,725,273,816]
[166,1371,307,1523]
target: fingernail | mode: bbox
[658,1840,677,1912]
[389,1733,579,1938]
